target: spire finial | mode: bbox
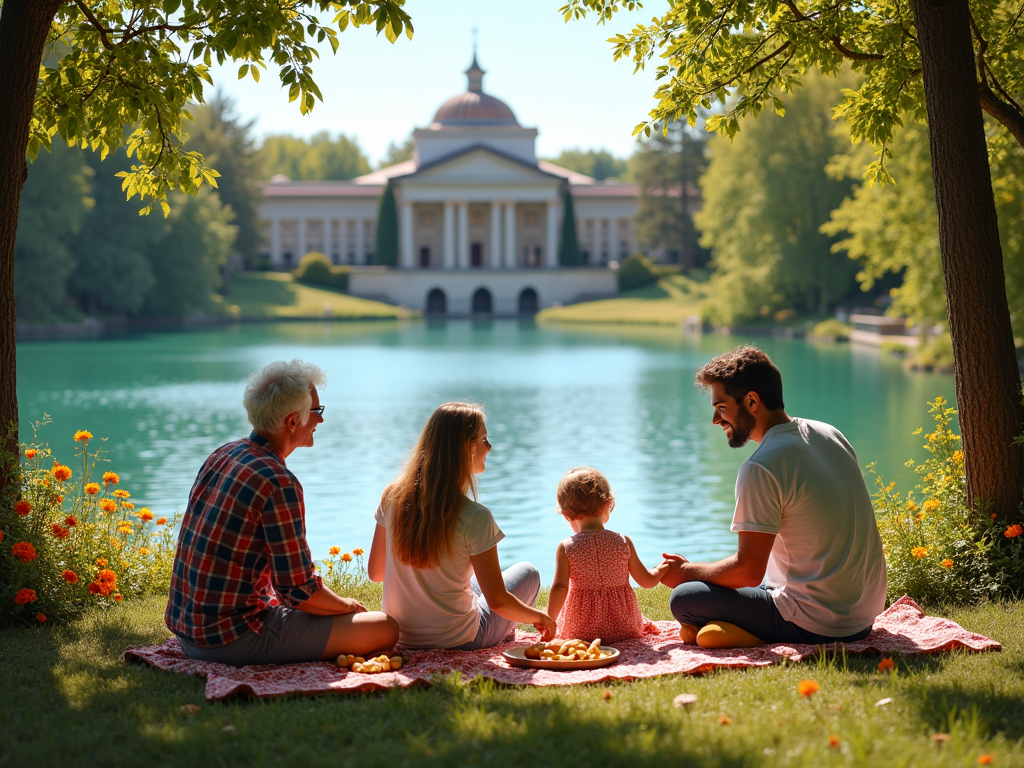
[465,31,485,93]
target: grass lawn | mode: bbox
[224,272,410,320]
[537,274,710,326]
[2,586,1022,767]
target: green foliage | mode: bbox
[319,547,382,608]
[545,148,629,180]
[559,190,582,266]
[908,333,955,371]
[374,183,398,266]
[809,318,852,340]
[294,252,350,292]
[258,131,371,181]
[617,253,660,291]
[379,136,414,168]
[0,422,177,626]
[872,398,1024,606]
[30,1,413,211]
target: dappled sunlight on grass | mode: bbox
[538,276,709,326]
[226,272,407,319]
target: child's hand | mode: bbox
[652,561,671,580]
[534,614,557,641]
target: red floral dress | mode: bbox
[556,529,658,643]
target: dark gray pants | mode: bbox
[669,581,872,645]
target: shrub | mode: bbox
[618,253,660,291]
[809,318,852,341]
[0,421,178,625]
[872,397,1024,606]
[294,252,349,291]
[908,332,954,371]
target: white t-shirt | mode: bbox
[374,496,504,649]
[731,418,886,637]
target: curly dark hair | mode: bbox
[694,346,785,411]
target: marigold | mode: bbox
[99,499,117,513]
[55,495,63,504]
[121,502,135,511]
[118,524,133,535]
[138,547,151,556]
[951,450,963,462]
[97,568,117,586]
[84,483,101,495]
[73,430,93,443]
[941,559,954,569]
[352,548,364,556]
[922,499,940,512]
[907,501,918,512]
[113,489,130,499]
[138,508,154,522]
[978,756,993,765]
[1005,524,1023,539]
[65,515,77,527]
[797,679,819,697]
[14,500,31,516]
[52,464,72,481]
[828,735,840,749]
[718,716,731,725]
[329,546,341,556]
[156,517,167,526]
[87,581,103,595]
[36,613,46,623]
[102,471,119,485]
[52,524,69,540]
[11,541,37,563]
[915,512,924,521]
[341,553,353,562]
[63,570,80,584]
[24,449,38,459]
[14,588,37,605]
[114,594,123,602]
[911,546,929,559]
[877,658,895,673]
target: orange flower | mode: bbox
[341,553,353,562]
[65,515,77,527]
[14,588,37,605]
[99,499,117,514]
[828,735,839,749]
[114,594,123,602]
[329,546,341,556]
[718,715,731,725]
[991,513,998,519]
[11,542,37,563]
[138,547,151,556]
[352,548,364,556]
[63,570,80,584]
[797,679,819,697]
[84,483,101,495]
[156,517,167,526]
[52,524,69,540]
[24,448,38,459]
[52,464,72,481]
[55,495,63,504]
[911,546,929,559]
[97,568,117,586]
[978,757,993,765]
[87,581,103,595]
[102,471,119,485]
[121,502,135,511]
[941,558,954,568]
[118,524,133,535]
[14,500,31,516]
[1005,524,1023,539]
[89,569,118,597]
[906,501,918,512]
[36,613,46,623]
[922,499,940,512]
[113,489,130,499]
[73,430,93,443]
[878,658,895,673]
[96,558,108,566]
[915,512,925,521]
[138,508,154,522]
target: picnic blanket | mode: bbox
[125,596,1001,701]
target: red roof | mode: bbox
[570,184,640,198]
[263,182,383,198]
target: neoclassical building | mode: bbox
[259,56,642,315]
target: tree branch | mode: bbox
[782,0,885,61]
[701,40,792,95]
[74,0,114,49]
[969,11,1024,147]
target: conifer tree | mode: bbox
[374,183,399,266]
[559,189,582,266]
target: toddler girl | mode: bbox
[547,467,664,642]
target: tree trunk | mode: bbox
[909,0,1024,519]
[0,1,63,492]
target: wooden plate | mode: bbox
[502,646,620,670]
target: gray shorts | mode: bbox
[178,606,334,667]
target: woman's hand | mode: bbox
[534,613,557,641]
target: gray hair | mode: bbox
[243,360,327,433]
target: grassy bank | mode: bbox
[537,274,709,326]
[2,586,1021,767]
[224,272,410,320]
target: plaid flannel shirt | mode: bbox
[165,432,323,647]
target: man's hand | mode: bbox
[339,598,367,615]
[660,553,691,588]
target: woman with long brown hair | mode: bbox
[368,402,555,649]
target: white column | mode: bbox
[545,200,559,268]
[489,203,502,268]
[457,202,469,268]
[609,217,619,263]
[271,218,281,267]
[297,219,307,260]
[503,202,516,269]
[324,218,333,263]
[355,219,365,265]
[443,202,455,269]
[400,202,414,268]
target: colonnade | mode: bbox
[269,217,372,266]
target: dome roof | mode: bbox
[431,55,519,127]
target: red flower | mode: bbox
[11,542,36,562]
[62,570,79,584]
[0,529,4,543]
[14,588,37,605]
[156,517,167,526]
[24,449,38,459]
[14,500,31,516]
[36,613,46,623]
[113,594,123,602]
[65,515,77,527]
[87,581,102,595]
[52,524,69,540]
[1005,524,1023,539]
[52,464,72,482]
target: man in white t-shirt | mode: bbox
[660,346,886,648]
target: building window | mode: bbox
[518,287,539,315]
[471,243,483,267]
[472,288,493,314]
[526,211,538,227]
[332,252,340,265]
[283,252,293,267]
[419,247,431,267]
[534,246,542,266]
[420,212,433,226]
[427,288,447,314]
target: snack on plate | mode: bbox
[521,638,612,661]
[336,653,403,673]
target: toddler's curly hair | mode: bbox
[557,467,614,520]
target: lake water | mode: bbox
[16,321,955,578]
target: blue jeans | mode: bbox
[669,581,873,645]
[455,561,541,651]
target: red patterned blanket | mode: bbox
[125,596,1000,701]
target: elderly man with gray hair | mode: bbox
[166,359,398,666]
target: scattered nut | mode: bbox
[673,693,698,708]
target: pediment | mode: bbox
[399,146,559,187]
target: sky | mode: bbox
[207,0,662,165]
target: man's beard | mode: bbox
[725,403,757,448]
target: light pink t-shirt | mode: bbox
[375,497,504,649]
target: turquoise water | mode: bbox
[16,321,955,578]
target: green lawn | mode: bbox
[537,275,710,326]
[224,272,411,320]
[2,587,1021,767]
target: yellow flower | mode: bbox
[941,559,954,568]
[138,547,151,556]
[113,489,130,499]
[922,499,940,512]
[951,450,963,463]
[911,546,929,559]
[84,483,101,495]
[907,501,918,512]
[73,430,93,443]
[138,509,154,522]
[329,546,341,556]
[120,502,135,511]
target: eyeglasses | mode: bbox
[311,405,325,418]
